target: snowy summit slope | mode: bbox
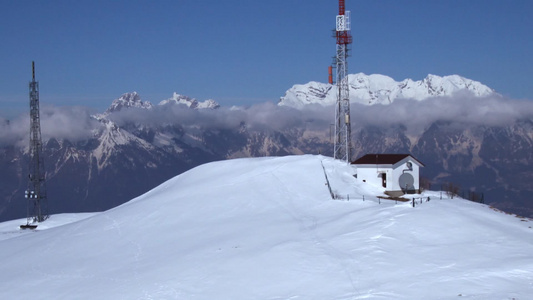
[1,155,532,299]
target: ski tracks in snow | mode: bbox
[270,166,361,299]
[102,215,185,300]
[103,214,150,297]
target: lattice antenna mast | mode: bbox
[24,61,48,226]
[333,0,353,162]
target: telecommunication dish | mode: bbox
[399,173,414,191]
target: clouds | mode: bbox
[351,93,533,134]
[0,106,100,147]
[108,101,330,133]
[0,115,28,147]
[1,94,531,148]
[108,93,533,138]
[40,106,100,141]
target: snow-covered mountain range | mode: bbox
[279,73,495,108]
[0,74,531,223]
[104,91,220,115]
[1,155,532,299]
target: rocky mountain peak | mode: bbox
[105,92,153,114]
[158,92,220,109]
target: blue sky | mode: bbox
[1,0,532,118]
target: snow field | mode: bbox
[0,155,531,299]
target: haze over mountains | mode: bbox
[0,73,532,221]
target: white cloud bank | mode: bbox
[1,94,532,146]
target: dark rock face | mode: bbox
[410,120,533,217]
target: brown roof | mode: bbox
[351,154,424,166]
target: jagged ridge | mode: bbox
[279,73,495,108]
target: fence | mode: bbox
[321,161,482,207]
[332,193,431,207]
[440,184,485,204]
[410,196,431,207]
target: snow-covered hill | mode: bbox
[279,73,495,108]
[1,155,531,299]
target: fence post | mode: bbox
[321,160,335,200]
[412,198,415,208]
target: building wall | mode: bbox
[390,158,420,192]
[355,165,391,190]
[353,157,421,193]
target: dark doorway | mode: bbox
[382,173,387,188]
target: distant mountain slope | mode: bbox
[1,82,531,223]
[1,155,531,299]
[279,73,494,108]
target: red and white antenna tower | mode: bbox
[333,0,353,162]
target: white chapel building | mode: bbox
[351,154,424,196]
